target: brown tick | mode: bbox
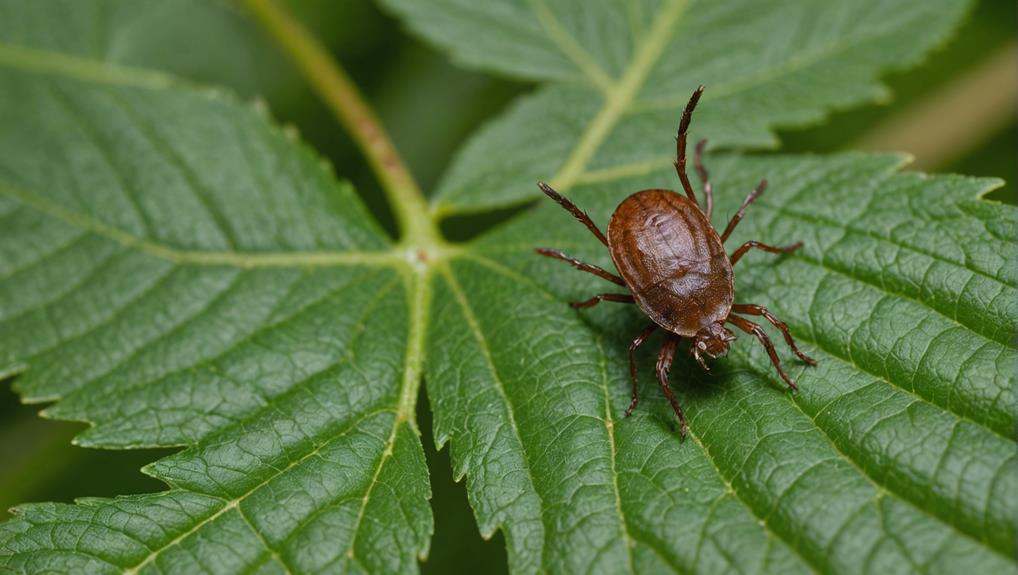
[536,85,817,437]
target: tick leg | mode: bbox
[674,85,705,208]
[537,181,608,246]
[535,248,626,286]
[728,315,799,391]
[733,304,817,365]
[625,324,658,418]
[570,293,635,309]
[693,139,713,220]
[656,334,688,438]
[729,240,803,266]
[720,179,767,243]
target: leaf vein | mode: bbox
[83,270,396,447]
[549,0,688,190]
[16,257,176,373]
[123,407,395,574]
[733,352,1012,559]
[527,0,614,93]
[593,334,637,575]
[104,90,239,250]
[0,229,89,283]
[46,82,156,240]
[684,428,822,574]
[438,262,549,559]
[0,179,401,269]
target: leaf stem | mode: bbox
[242,0,440,247]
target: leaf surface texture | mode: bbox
[1,1,1014,574]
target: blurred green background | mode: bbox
[1,1,1014,572]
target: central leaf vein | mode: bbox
[549,0,688,190]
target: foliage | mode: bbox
[0,0,1014,573]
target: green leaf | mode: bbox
[2,0,1016,574]
[435,153,1016,573]
[378,0,972,214]
[0,3,431,572]
[386,0,1014,572]
[0,0,299,98]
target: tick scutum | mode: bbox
[608,189,733,337]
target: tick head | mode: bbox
[693,322,736,360]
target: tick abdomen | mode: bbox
[608,189,733,336]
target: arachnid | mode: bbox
[536,85,817,437]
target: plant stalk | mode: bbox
[242,0,439,247]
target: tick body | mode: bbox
[537,85,817,437]
[608,190,733,335]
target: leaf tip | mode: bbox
[894,152,916,170]
[0,362,26,382]
[974,177,1008,201]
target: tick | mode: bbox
[536,85,817,437]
